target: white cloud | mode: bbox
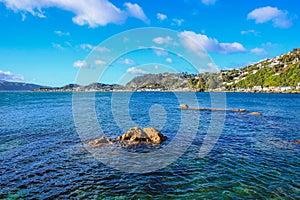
[73,60,90,68]
[0,0,148,27]
[124,2,149,23]
[202,0,216,5]
[166,58,172,63]
[80,44,94,51]
[52,43,64,50]
[54,30,70,36]
[153,48,168,56]
[247,6,293,28]
[127,67,148,74]
[172,18,184,26]
[251,48,267,55]
[154,65,159,69]
[121,58,135,65]
[207,62,219,72]
[157,13,167,21]
[262,42,276,48]
[241,29,259,36]
[80,44,110,52]
[0,70,24,81]
[153,36,173,45]
[95,60,107,65]
[95,46,110,52]
[178,31,246,54]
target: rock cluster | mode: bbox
[88,126,167,147]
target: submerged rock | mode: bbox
[179,104,189,109]
[292,140,300,145]
[88,126,167,148]
[88,137,114,147]
[250,112,262,116]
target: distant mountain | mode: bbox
[34,82,126,92]
[0,80,45,91]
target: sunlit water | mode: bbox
[0,92,300,199]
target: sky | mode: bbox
[0,0,299,86]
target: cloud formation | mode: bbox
[202,0,216,5]
[73,60,90,68]
[80,44,110,52]
[166,58,172,63]
[247,6,293,28]
[54,30,70,36]
[121,58,135,65]
[153,36,173,45]
[124,2,149,23]
[157,13,167,21]
[0,70,24,81]
[241,29,259,36]
[153,48,168,56]
[95,60,107,65]
[179,31,246,54]
[0,0,148,27]
[172,18,184,26]
[127,67,148,74]
[250,48,267,55]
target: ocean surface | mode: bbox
[0,92,300,199]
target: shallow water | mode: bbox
[0,92,300,199]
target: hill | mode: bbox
[221,48,300,89]
[0,80,45,91]
[126,48,300,92]
[33,83,126,92]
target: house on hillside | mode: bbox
[297,82,300,90]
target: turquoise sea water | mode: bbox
[0,92,300,199]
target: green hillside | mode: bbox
[126,48,300,91]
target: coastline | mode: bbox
[2,89,297,94]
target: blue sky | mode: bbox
[0,0,299,86]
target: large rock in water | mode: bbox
[118,126,167,146]
[88,127,167,147]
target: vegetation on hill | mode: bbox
[224,48,300,89]
[126,48,300,91]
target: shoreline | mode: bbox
[1,90,299,94]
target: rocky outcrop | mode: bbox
[250,112,262,116]
[88,126,167,147]
[118,126,167,147]
[88,137,114,147]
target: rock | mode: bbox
[250,112,262,116]
[119,126,147,142]
[117,126,167,146]
[179,104,189,109]
[88,137,113,147]
[292,140,300,145]
[89,126,168,148]
[143,127,167,143]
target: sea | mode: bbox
[0,92,300,199]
